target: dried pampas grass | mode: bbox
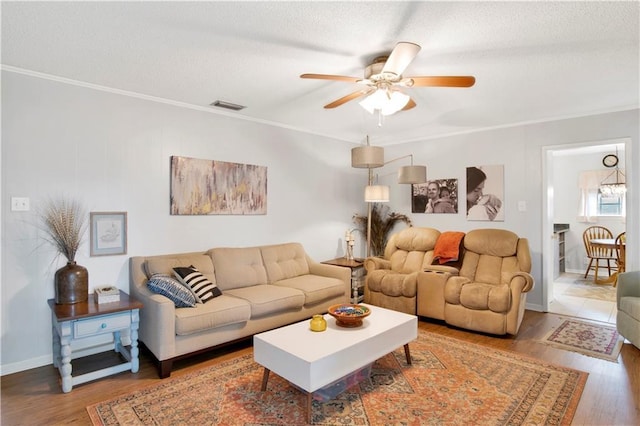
[353,204,411,256]
[38,197,87,262]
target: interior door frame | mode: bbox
[541,137,631,312]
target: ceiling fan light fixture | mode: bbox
[359,89,410,116]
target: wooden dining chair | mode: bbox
[582,225,617,281]
[613,232,626,287]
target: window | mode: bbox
[597,193,624,216]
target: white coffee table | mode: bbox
[253,304,417,423]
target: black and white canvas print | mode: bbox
[412,179,458,214]
[466,165,504,221]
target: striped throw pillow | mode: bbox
[147,274,197,308]
[173,265,222,303]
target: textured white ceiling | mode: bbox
[2,1,638,145]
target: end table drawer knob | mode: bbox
[74,312,131,337]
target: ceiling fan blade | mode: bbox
[402,98,417,111]
[300,73,360,83]
[324,89,374,109]
[410,76,476,87]
[381,42,421,77]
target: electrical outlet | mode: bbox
[11,197,30,211]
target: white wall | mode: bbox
[2,70,639,375]
[553,149,627,273]
[1,71,364,374]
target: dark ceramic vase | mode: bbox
[54,261,89,304]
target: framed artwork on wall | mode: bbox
[466,165,504,221]
[412,179,458,214]
[170,156,267,215]
[90,212,127,256]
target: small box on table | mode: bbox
[95,286,120,304]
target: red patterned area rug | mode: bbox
[539,316,623,362]
[87,331,587,425]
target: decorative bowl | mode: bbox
[327,304,371,328]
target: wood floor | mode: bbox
[2,310,639,425]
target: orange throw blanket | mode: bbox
[433,231,465,265]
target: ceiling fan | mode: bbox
[300,42,475,115]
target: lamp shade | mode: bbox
[398,165,427,184]
[364,185,390,202]
[352,146,384,168]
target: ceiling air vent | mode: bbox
[210,100,246,111]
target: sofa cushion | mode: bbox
[464,229,518,257]
[272,275,345,305]
[146,274,197,308]
[173,266,222,303]
[445,281,511,313]
[261,243,310,282]
[174,295,251,336]
[209,247,268,290]
[145,254,216,285]
[620,297,640,321]
[367,270,418,298]
[382,228,440,274]
[224,285,304,317]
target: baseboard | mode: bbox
[0,339,129,376]
[0,355,52,376]
[526,302,544,312]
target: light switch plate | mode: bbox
[517,201,527,212]
[11,197,30,211]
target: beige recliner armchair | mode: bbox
[418,229,534,335]
[617,271,640,349]
[364,227,440,315]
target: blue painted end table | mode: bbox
[48,290,143,392]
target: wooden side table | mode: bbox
[321,258,366,303]
[48,290,143,392]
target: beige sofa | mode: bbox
[130,242,350,377]
[364,228,534,336]
[417,229,534,335]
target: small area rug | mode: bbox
[563,278,616,302]
[87,331,587,425]
[539,316,623,362]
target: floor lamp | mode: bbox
[351,137,427,257]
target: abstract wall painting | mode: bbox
[170,156,267,215]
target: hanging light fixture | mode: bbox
[599,149,626,196]
[599,168,626,196]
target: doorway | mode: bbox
[550,272,617,324]
[542,139,628,324]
